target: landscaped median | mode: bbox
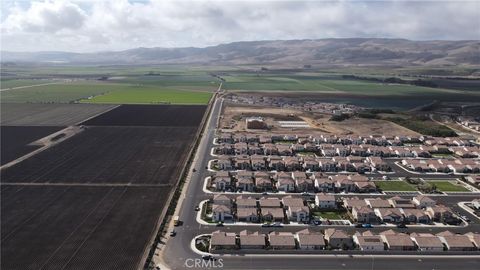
[374,180,417,192]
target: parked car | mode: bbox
[397,223,407,229]
[273,222,283,227]
[195,206,200,211]
[202,255,214,261]
[355,223,363,228]
[261,223,272,227]
[362,223,373,228]
[262,192,268,195]
[216,222,224,227]
[170,230,177,237]
[192,168,197,172]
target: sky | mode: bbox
[1,0,479,52]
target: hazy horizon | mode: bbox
[3,37,479,54]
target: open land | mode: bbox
[0,103,116,126]
[1,81,213,104]
[1,64,479,270]
[221,72,478,96]
[221,105,419,136]
[1,185,169,270]
[81,104,206,127]
[1,103,207,270]
[1,126,199,184]
[0,79,62,89]
[0,126,64,165]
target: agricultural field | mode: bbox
[0,81,130,103]
[1,104,207,269]
[427,180,470,192]
[1,80,214,104]
[1,66,218,104]
[220,71,480,110]
[1,185,169,270]
[0,79,61,89]
[0,126,64,165]
[221,72,477,96]
[82,88,211,105]
[0,103,116,126]
[1,125,199,184]
[81,104,206,126]
[375,180,418,191]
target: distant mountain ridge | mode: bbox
[2,38,479,66]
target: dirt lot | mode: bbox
[330,117,420,136]
[0,103,116,126]
[0,126,64,165]
[1,126,197,184]
[221,104,418,136]
[81,104,206,126]
[1,185,169,270]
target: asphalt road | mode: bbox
[161,97,480,270]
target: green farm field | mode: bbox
[1,65,478,106]
[82,87,212,104]
[0,79,61,89]
[222,72,476,97]
[1,78,216,104]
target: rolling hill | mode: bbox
[2,38,479,66]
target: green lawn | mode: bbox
[428,181,470,192]
[375,180,417,191]
[313,211,346,220]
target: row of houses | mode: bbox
[214,155,391,173]
[211,195,310,223]
[210,171,378,193]
[459,119,480,132]
[345,196,458,224]
[401,158,480,174]
[214,142,480,159]
[209,229,480,252]
[218,133,475,148]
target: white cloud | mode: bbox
[1,0,479,52]
[3,0,87,33]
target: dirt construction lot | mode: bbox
[222,105,419,136]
